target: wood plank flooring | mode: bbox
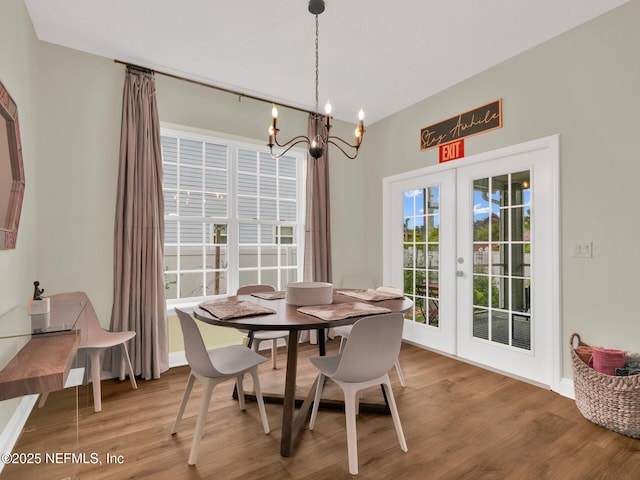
[2,340,639,479]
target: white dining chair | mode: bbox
[40,291,137,413]
[309,313,408,475]
[171,309,270,465]
[237,284,289,369]
[332,286,407,387]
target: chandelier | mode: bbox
[268,0,365,160]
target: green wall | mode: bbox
[0,0,40,440]
[365,0,640,376]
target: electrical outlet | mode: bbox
[571,241,592,258]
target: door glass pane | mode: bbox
[472,172,532,350]
[403,244,413,268]
[473,179,490,241]
[473,275,489,307]
[416,243,426,268]
[473,308,489,340]
[490,310,510,345]
[473,244,489,273]
[493,243,508,275]
[403,186,439,326]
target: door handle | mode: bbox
[456,271,464,277]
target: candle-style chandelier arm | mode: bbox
[327,137,362,160]
[271,133,312,149]
[268,136,313,159]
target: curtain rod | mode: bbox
[114,59,313,115]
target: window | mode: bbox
[161,128,305,306]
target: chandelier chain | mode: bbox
[314,14,319,116]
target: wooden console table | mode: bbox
[0,297,86,401]
[0,332,80,401]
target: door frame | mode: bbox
[382,134,561,392]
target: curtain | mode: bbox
[303,114,333,283]
[110,67,169,380]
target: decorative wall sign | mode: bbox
[420,99,502,151]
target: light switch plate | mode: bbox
[571,241,592,258]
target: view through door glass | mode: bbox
[403,186,440,327]
[472,171,531,350]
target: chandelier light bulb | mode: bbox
[358,109,365,121]
[272,104,278,119]
[324,101,332,115]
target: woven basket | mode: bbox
[570,333,640,439]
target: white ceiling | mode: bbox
[25,0,628,124]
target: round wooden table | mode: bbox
[194,291,413,457]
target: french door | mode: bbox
[383,136,559,387]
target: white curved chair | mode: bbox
[332,286,407,387]
[309,313,408,475]
[43,291,137,413]
[171,309,270,465]
[237,284,289,369]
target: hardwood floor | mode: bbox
[3,340,639,479]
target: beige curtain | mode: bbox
[110,67,169,380]
[303,114,333,283]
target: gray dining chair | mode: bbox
[309,312,408,475]
[332,286,407,387]
[171,309,270,465]
[237,284,289,369]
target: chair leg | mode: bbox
[394,360,407,387]
[382,381,408,452]
[188,378,215,465]
[343,385,360,475]
[88,349,102,412]
[250,369,270,434]
[236,374,246,411]
[271,339,277,369]
[121,343,138,389]
[309,373,325,430]
[338,336,347,353]
[171,373,196,435]
[38,392,49,409]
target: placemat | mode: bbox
[297,302,391,321]
[250,291,286,300]
[336,288,404,302]
[200,300,276,320]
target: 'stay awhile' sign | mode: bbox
[420,99,502,151]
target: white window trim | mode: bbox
[161,123,307,314]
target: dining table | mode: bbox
[193,288,413,457]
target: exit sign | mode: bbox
[439,139,464,163]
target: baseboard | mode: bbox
[169,351,187,368]
[0,395,38,474]
[557,377,575,399]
